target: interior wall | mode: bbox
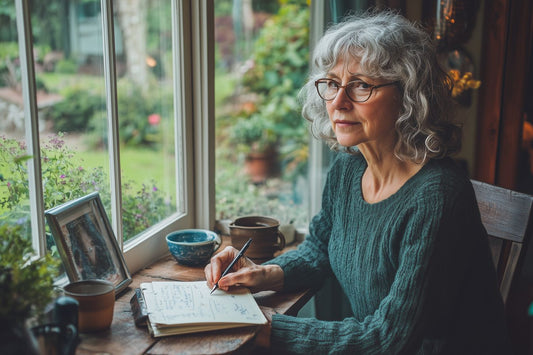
[454,1,484,176]
[406,0,485,176]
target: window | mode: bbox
[0,0,212,274]
[2,0,332,276]
[213,0,315,234]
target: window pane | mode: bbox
[1,1,109,268]
[0,7,25,234]
[0,0,30,237]
[36,1,110,254]
[214,0,310,235]
[115,0,178,242]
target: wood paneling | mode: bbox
[474,0,510,184]
[475,0,533,188]
[497,0,533,189]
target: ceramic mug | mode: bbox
[229,216,285,263]
[63,279,115,333]
[166,229,222,266]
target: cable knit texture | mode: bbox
[264,152,509,354]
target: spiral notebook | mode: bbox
[139,281,267,337]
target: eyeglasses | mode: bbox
[314,78,398,103]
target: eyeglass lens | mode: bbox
[316,79,374,102]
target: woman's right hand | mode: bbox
[204,246,284,293]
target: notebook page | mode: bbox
[141,281,267,326]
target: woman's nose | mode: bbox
[330,87,352,109]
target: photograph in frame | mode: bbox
[45,192,132,295]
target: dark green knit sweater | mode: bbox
[265,153,509,354]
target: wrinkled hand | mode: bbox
[204,246,284,294]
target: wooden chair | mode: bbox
[471,179,533,305]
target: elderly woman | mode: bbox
[205,11,508,354]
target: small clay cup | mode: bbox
[229,216,285,263]
[63,279,115,333]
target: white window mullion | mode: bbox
[173,0,191,219]
[308,0,327,217]
[122,0,196,274]
[191,0,215,230]
[100,0,124,248]
[15,0,46,256]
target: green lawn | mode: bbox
[75,147,176,197]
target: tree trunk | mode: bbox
[116,0,148,87]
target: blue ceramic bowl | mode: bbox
[166,229,221,266]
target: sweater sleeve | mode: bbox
[269,183,473,354]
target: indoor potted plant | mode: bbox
[0,223,59,354]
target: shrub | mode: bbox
[223,1,309,169]
[87,79,172,149]
[215,158,307,226]
[0,42,50,87]
[122,181,175,238]
[47,86,103,132]
[55,59,78,74]
[0,134,176,245]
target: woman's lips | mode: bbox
[334,120,360,127]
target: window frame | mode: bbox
[308,0,327,217]
[14,0,214,274]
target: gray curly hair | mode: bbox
[300,10,461,162]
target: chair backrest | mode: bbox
[471,179,533,305]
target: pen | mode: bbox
[210,238,253,294]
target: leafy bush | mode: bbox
[55,59,78,74]
[0,42,50,87]
[122,181,175,238]
[215,160,307,226]
[47,86,103,132]
[43,77,171,149]
[88,80,172,148]
[224,1,309,164]
[0,42,20,87]
[242,3,309,95]
[0,42,21,61]
[0,134,108,238]
[0,134,175,244]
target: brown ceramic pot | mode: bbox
[229,216,285,263]
[63,279,115,333]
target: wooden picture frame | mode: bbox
[45,192,132,295]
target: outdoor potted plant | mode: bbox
[230,109,280,183]
[0,223,59,354]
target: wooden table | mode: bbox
[76,237,313,354]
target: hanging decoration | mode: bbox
[448,69,481,98]
[433,0,480,51]
[430,0,482,106]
